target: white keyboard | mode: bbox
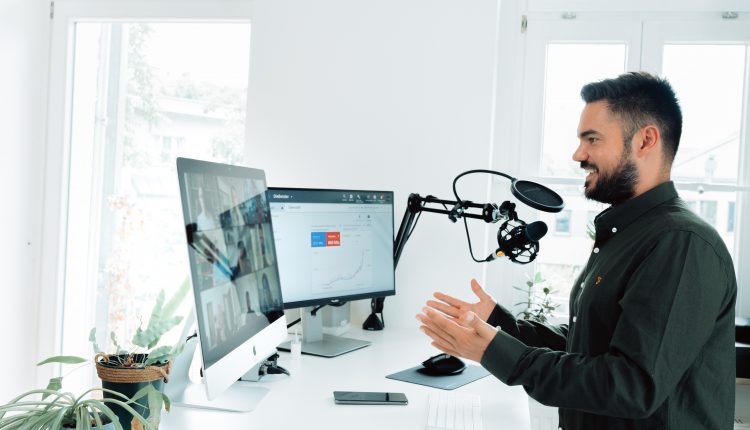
[426,392,483,430]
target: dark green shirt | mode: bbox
[480,181,737,429]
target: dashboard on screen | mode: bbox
[267,188,395,309]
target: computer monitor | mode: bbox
[267,187,395,357]
[171,157,287,411]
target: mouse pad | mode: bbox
[386,364,490,390]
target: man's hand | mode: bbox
[427,278,497,322]
[416,307,497,363]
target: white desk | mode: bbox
[160,328,531,429]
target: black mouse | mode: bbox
[418,353,466,376]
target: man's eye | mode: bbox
[588,137,600,144]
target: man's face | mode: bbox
[573,101,639,205]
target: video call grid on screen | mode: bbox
[267,187,396,309]
[177,158,284,369]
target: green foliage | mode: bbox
[36,356,88,366]
[34,280,190,426]
[0,387,158,430]
[513,272,560,324]
[131,290,183,350]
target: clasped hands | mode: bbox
[416,278,499,363]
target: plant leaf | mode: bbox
[42,377,63,399]
[149,290,166,329]
[81,399,120,430]
[143,346,172,366]
[161,392,171,413]
[89,328,102,354]
[146,389,163,427]
[161,278,190,321]
[127,385,157,404]
[36,356,88,366]
[99,395,156,430]
[111,331,123,354]
[131,316,182,349]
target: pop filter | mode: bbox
[510,179,564,213]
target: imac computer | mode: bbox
[170,157,287,412]
[267,187,395,357]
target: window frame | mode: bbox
[496,7,750,318]
[640,18,750,316]
[38,0,254,389]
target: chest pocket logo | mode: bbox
[595,276,603,286]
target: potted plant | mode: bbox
[514,272,559,323]
[41,281,189,430]
[0,385,158,430]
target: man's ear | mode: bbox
[635,125,660,156]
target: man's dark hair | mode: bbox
[581,72,683,164]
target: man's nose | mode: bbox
[572,143,586,162]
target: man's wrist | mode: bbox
[480,329,527,384]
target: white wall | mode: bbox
[246,0,504,330]
[0,0,50,402]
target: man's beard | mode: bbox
[582,154,638,205]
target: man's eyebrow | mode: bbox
[578,129,602,139]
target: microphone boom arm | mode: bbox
[363,169,563,331]
[393,193,518,268]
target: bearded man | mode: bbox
[417,72,737,430]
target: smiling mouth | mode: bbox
[582,168,597,187]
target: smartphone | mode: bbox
[333,391,408,405]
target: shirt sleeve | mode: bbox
[486,304,568,351]
[480,231,734,418]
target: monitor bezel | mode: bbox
[176,157,287,401]
[267,186,396,310]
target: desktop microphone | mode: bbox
[486,220,547,264]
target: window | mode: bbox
[700,201,718,226]
[541,44,627,178]
[530,37,630,303]
[554,210,572,234]
[516,12,750,315]
[62,21,251,369]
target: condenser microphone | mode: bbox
[486,220,548,264]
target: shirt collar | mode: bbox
[594,181,678,245]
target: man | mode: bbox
[417,72,737,429]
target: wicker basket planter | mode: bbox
[95,353,171,430]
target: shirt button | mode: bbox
[611,227,617,233]
[580,282,585,288]
[593,247,600,254]
[573,316,577,323]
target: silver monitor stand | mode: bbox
[278,307,370,357]
[164,312,272,412]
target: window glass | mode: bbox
[679,190,736,252]
[541,44,627,178]
[662,45,746,184]
[662,44,745,256]
[699,200,718,226]
[67,22,251,352]
[536,43,626,311]
[554,210,572,234]
[537,186,607,308]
